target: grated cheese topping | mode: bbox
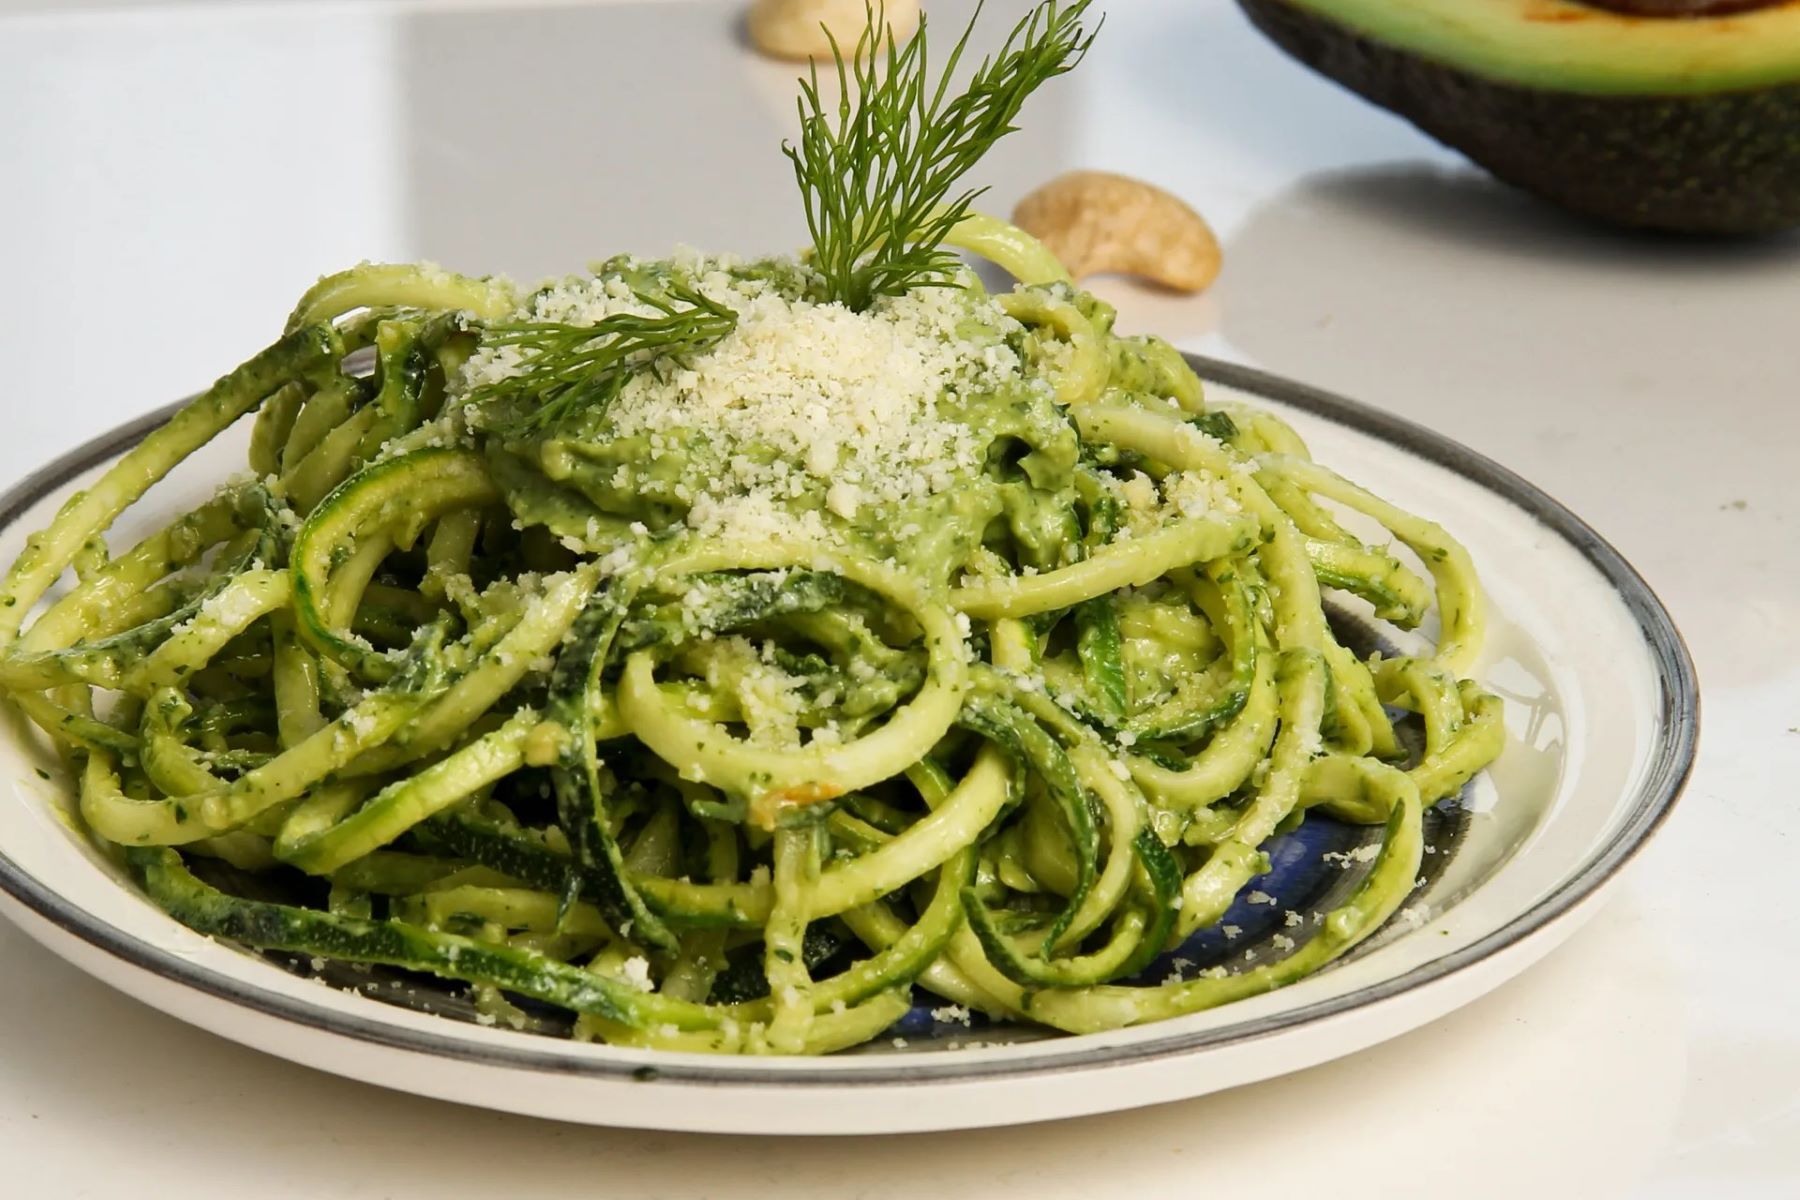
[460,256,1026,546]
[619,955,655,993]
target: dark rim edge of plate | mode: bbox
[0,354,1699,1090]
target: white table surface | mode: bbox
[1,1,1795,1195]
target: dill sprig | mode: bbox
[470,283,737,435]
[785,1,1096,312]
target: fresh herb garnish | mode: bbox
[471,282,737,435]
[470,2,1094,433]
[786,1,1096,312]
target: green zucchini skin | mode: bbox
[547,576,680,954]
[415,809,769,930]
[132,847,645,1025]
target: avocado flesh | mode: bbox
[1238,0,1800,234]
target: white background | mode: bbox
[0,1,1795,1195]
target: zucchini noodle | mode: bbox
[0,220,1502,1053]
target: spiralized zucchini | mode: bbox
[0,220,1502,1053]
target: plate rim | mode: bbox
[0,353,1699,1088]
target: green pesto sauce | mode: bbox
[469,257,1112,586]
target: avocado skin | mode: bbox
[1238,0,1800,235]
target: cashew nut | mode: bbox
[1011,170,1222,294]
[748,0,920,62]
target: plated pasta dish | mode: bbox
[0,1,1501,1054]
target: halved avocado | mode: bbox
[1237,0,1800,234]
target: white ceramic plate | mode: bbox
[0,356,1695,1134]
